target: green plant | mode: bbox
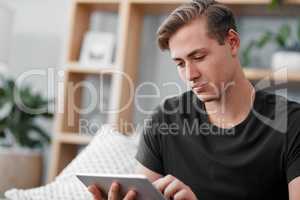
[269,0,282,9]
[0,76,53,149]
[242,20,300,66]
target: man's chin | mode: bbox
[194,92,219,102]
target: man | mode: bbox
[89,0,300,199]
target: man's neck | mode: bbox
[204,69,255,129]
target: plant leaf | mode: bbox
[256,31,273,48]
[0,76,53,149]
[269,0,281,10]
[297,18,300,44]
[0,102,13,121]
[242,40,255,66]
[275,24,291,48]
[29,124,51,144]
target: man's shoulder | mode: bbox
[257,90,300,128]
[258,90,300,112]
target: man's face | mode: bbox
[169,17,239,102]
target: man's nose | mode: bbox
[185,64,201,82]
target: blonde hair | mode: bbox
[157,0,237,51]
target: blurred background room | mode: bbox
[0,0,300,199]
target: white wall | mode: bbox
[1,0,71,94]
[0,2,13,65]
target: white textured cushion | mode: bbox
[5,125,139,200]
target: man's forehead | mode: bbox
[171,48,208,60]
[169,25,212,56]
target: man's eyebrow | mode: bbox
[172,48,207,61]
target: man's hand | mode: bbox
[153,175,198,200]
[88,182,136,200]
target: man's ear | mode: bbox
[226,29,240,57]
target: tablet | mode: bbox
[76,173,166,200]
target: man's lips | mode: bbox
[191,82,209,94]
[191,82,208,91]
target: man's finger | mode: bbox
[152,175,175,192]
[173,189,189,200]
[108,182,120,200]
[123,190,137,200]
[88,184,103,200]
[163,179,182,199]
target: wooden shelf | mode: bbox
[129,0,300,5]
[244,68,271,80]
[75,0,120,12]
[129,0,271,4]
[130,0,300,15]
[286,0,300,3]
[57,133,93,145]
[243,68,300,82]
[48,0,142,181]
[67,63,117,75]
[129,0,271,14]
[68,1,120,62]
[75,0,120,3]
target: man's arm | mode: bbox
[289,176,300,200]
[135,161,163,182]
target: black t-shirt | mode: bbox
[135,90,300,200]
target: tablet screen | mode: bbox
[76,173,166,200]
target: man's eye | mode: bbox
[176,62,184,68]
[194,56,205,60]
